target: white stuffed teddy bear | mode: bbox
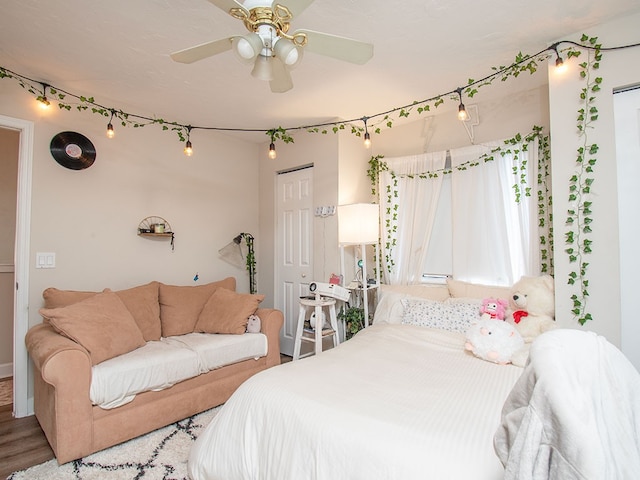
[505,275,556,367]
[506,275,556,343]
[465,319,524,365]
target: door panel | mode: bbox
[276,167,313,355]
[614,86,640,372]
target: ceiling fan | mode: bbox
[170,0,374,93]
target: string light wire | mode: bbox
[2,39,638,144]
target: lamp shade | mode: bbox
[338,203,379,244]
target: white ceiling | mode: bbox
[2,0,640,143]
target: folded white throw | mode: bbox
[494,329,640,479]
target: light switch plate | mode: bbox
[36,252,56,269]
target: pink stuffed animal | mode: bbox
[480,298,508,321]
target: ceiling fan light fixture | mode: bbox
[235,32,263,61]
[273,38,302,66]
[251,54,274,81]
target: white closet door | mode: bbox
[275,167,313,356]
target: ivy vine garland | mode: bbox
[1,35,637,325]
[564,35,602,325]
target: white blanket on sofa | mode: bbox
[494,329,640,479]
[90,332,267,409]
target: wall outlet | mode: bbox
[314,205,336,217]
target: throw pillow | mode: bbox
[159,277,236,337]
[446,278,511,300]
[194,288,265,335]
[39,289,146,365]
[401,297,480,333]
[115,281,161,341]
[43,287,97,309]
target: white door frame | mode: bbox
[1,114,34,417]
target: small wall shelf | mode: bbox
[137,216,175,250]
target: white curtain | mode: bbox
[450,140,539,286]
[379,151,447,284]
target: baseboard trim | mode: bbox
[0,363,12,379]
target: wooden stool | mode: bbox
[293,296,340,360]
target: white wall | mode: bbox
[548,12,640,347]
[373,84,550,156]
[0,79,260,399]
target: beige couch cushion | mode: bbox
[159,278,236,337]
[194,288,265,334]
[39,290,146,365]
[42,282,162,342]
[43,287,96,309]
[114,282,161,341]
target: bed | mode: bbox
[188,286,524,480]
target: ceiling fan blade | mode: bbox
[206,0,248,16]
[269,57,294,93]
[276,0,316,18]
[170,37,235,64]
[294,29,373,65]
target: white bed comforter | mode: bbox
[188,324,523,480]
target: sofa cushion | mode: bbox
[114,282,161,341]
[39,289,146,365]
[194,288,265,334]
[43,287,96,309]
[159,278,236,337]
[42,283,162,342]
[90,338,201,409]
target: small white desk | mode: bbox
[293,296,340,360]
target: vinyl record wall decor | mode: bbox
[49,131,96,170]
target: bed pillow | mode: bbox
[39,289,146,365]
[401,297,480,333]
[159,278,236,337]
[114,281,161,341]
[194,288,265,334]
[446,278,512,301]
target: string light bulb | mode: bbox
[363,117,371,149]
[106,109,115,138]
[456,88,469,122]
[268,141,277,159]
[184,126,193,157]
[38,83,51,109]
[551,43,567,73]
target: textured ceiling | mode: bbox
[1,0,640,142]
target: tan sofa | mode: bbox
[25,277,283,464]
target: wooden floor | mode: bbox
[0,402,54,478]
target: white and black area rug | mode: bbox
[8,407,220,480]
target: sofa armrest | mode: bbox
[255,308,283,367]
[25,323,94,462]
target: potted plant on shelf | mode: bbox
[338,306,369,340]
